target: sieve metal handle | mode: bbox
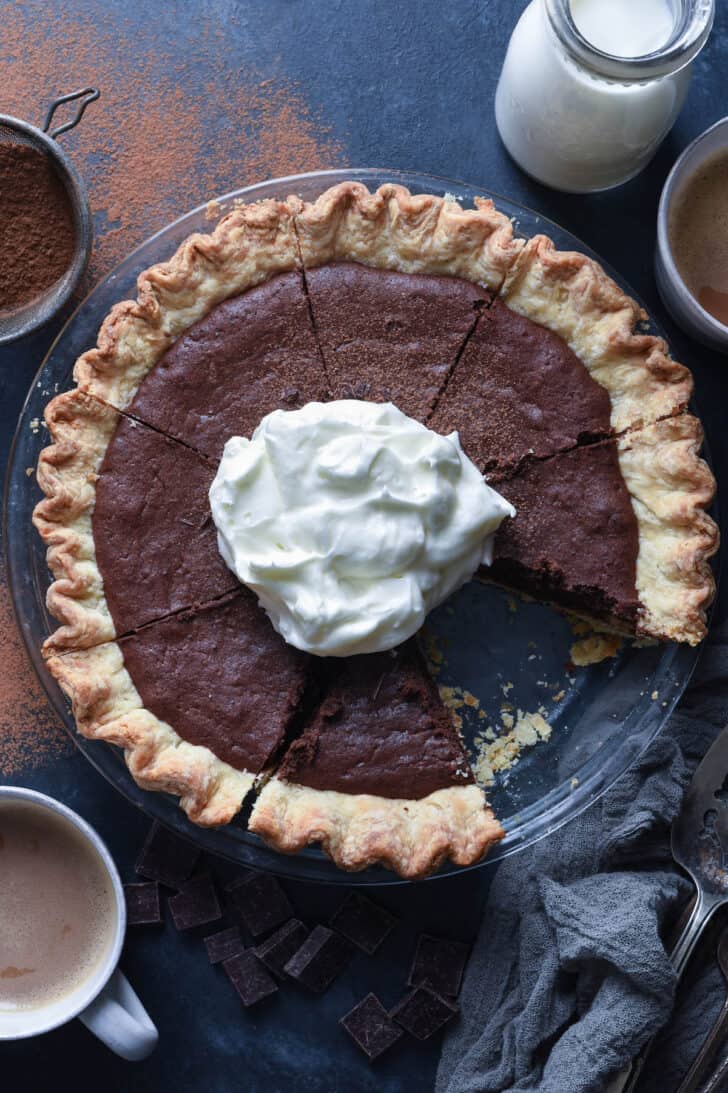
[42,87,99,141]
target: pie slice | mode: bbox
[487,439,639,629]
[249,641,503,879]
[486,416,716,644]
[46,590,309,826]
[302,262,486,420]
[124,270,329,460]
[73,197,307,419]
[428,297,613,475]
[33,391,236,653]
[498,233,693,434]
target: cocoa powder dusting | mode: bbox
[0,582,73,778]
[0,8,345,282]
[0,144,76,315]
[1,8,344,776]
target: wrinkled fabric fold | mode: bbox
[437,621,728,1093]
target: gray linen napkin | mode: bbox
[436,620,728,1093]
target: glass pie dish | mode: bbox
[4,168,711,884]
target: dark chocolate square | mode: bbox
[223,950,278,1007]
[135,821,200,888]
[330,893,397,955]
[340,993,403,1061]
[283,925,353,993]
[227,871,294,937]
[204,926,245,964]
[391,985,459,1040]
[408,934,470,997]
[254,919,309,979]
[124,882,161,925]
[168,873,222,930]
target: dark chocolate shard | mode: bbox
[223,950,279,1007]
[228,871,294,938]
[340,993,403,1061]
[283,925,353,993]
[254,919,309,979]
[204,926,245,965]
[330,893,397,955]
[168,873,222,930]
[123,882,161,926]
[408,934,470,997]
[135,822,200,888]
[390,985,459,1040]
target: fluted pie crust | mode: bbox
[32,182,718,879]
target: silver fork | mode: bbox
[618,726,728,1093]
[668,726,728,977]
[674,925,728,1093]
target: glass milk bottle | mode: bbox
[495,0,714,193]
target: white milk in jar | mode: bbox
[495,0,713,192]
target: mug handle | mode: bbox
[78,969,158,1061]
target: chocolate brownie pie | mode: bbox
[33,182,718,879]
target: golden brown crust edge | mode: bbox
[292,180,523,289]
[74,197,302,412]
[501,234,694,434]
[249,778,504,880]
[46,642,253,826]
[618,414,718,645]
[33,390,121,655]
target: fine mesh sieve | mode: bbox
[0,87,99,345]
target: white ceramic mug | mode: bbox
[0,786,158,1060]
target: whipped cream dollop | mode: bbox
[209,400,515,657]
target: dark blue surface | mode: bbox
[2,2,728,1090]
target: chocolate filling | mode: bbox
[276,642,474,800]
[118,591,308,774]
[488,442,640,624]
[128,271,329,459]
[88,262,642,801]
[93,417,235,634]
[429,297,612,474]
[304,262,488,420]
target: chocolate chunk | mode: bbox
[283,925,353,993]
[330,893,396,954]
[168,873,221,930]
[204,926,245,964]
[228,871,294,937]
[223,950,278,1007]
[135,822,200,888]
[222,870,253,893]
[254,919,309,978]
[390,985,459,1040]
[340,994,403,1061]
[408,935,470,996]
[124,882,161,925]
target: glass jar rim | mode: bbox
[545,0,714,81]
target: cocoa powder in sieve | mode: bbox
[0,144,75,316]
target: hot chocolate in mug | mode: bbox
[0,786,158,1060]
